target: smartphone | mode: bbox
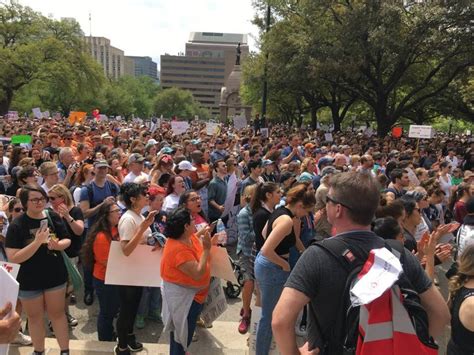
[40,219,48,230]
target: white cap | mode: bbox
[178,160,197,171]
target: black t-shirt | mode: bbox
[58,206,84,258]
[253,207,272,251]
[285,231,432,351]
[5,211,70,291]
[265,206,296,255]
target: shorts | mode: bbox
[18,283,67,300]
[238,253,255,282]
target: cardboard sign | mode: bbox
[324,133,333,142]
[233,116,247,130]
[210,246,238,284]
[392,127,403,138]
[105,241,162,287]
[0,267,19,355]
[68,111,87,125]
[1,262,20,279]
[408,125,434,139]
[205,122,220,135]
[260,128,269,138]
[6,111,18,120]
[32,107,42,118]
[200,277,228,325]
[171,121,190,135]
[43,110,50,118]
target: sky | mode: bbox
[20,0,259,65]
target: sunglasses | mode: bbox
[48,196,62,201]
[325,195,353,210]
[13,207,24,213]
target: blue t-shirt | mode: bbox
[80,181,119,226]
[281,146,304,162]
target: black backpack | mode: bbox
[309,237,437,355]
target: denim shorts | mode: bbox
[18,283,67,300]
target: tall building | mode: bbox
[125,56,159,82]
[84,36,126,79]
[160,32,249,117]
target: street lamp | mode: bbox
[448,118,453,136]
[261,4,271,124]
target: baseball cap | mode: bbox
[262,159,274,167]
[317,157,334,169]
[280,171,296,184]
[128,153,145,164]
[101,133,112,139]
[320,166,338,178]
[305,142,316,150]
[147,138,158,146]
[215,138,224,145]
[464,170,473,181]
[160,147,174,154]
[94,160,110,168]
[298,172,314,183]
[178,160,197,171]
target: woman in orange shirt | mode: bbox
[81,200,122,341]
[160,208,213,355]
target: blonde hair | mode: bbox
[448,245,474,303]
[49,184,74,208]
[243,184,257,204]
[18,157,34,168]
[300,158,315,174]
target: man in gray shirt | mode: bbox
[208,159,228,223]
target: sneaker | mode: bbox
[192,332,198,342]
[238,316,251,334]
[135,315,145,329]
[66,313,78,327]
[127,334,143,352]
[114,345,131,355]
[12,331,32,346]
[148,309,162,323]
[69,294,76,305]
[83,290,94,306]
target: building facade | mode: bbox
[160,32,249,117]
[84,36,126,80]
[125,56,159,82]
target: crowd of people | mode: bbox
[0,116,473,355]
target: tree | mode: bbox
[0,2,107,115]
[154,87,209,119]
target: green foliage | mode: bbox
[154,87,209,120]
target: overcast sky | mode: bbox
[20,0,259,65]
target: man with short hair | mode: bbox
[207,159,228,223]
[385,168,410,203]
[40,161,59,194]
[358,154,375,176]
[272,172,450,354]
[123,153,149,183]
[445,148,459,172]
[57,147,76,187]
[241,159,264,194]
[281,135,304,164]
[210,139,229,164]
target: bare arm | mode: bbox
[272,287,311,355]
[261,216,293,271]
[177,231,212,280]
[419,285,450,338]
[459,297,474,332]
[6,226,49,264]
[121,211,157,256]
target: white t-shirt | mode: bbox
[162,193,180,213]
[123,171,149,184]
[118,210,151,243]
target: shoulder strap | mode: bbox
[43,209,55,233]
[315,237,369,272]
[87,183,94,202]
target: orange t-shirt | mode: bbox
[93,227,119,281]
[189,164,210,185]
[160,234,211,304]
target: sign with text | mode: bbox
[408,125,435,139]
[32,107,42,118]
[171,121,190,136]
[324,133,334,142]
[233,116,247,130]
[205,122,220,135]
[1,262,20,279]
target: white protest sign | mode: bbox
[206,122,220,135]
[408,125,435,139]
[171,121,190,136]
[324,133,333,142]
[99,114,108,121]
[6,111,18,120]
[200,277,228,325]
[1,262,20,279]
[53,112,62,120]
[210,246,238,284]
[105,241,162,287]
[115,116,122,121]
[233,116,247,130]
[32,107,42,118]
[260,128,269,138]
[222,173,237,218]
[248,306,280,355]
[0,266,19,355]
[150,118,160,133]
[43,110,50,118]
[350,247,402,306]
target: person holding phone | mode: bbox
[5,185,71,355]
[115,183,156,355]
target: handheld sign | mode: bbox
[11,135,32,144]
[408,125,434,139]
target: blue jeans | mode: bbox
[137,287,162,317]
[93,277,120,341]
[170,300,203,355]
[254,253,290,355]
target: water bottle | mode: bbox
[216,218,227,246]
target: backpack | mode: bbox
[311,237,438,355]
[84,181,119,208]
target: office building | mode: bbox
[126,56,159,82]
[160,32,249,117]
[84,36,126,79]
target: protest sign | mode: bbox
[171,121,190,135]
[68,111,87,125]
[260,128,269,138]
[200,277,228,325]
[210,246,237,284]
[222,173,237,218]
[324,133,333,142]
[0,267,19,355]
[43,110,50,118]
[6,111,18,120]
[0,262,20,279]
[11,135,32,144]
[249,306,280,355]
[233,116,247,130]
[392,127,403,138]
[408,125,435,139]
[206,122,220,135]
[105,241,162,287]
[32,107,42,118]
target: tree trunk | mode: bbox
[310,107,317,130]
[0,89,14,115]
[330,106,342,132]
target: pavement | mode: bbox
[7,262,453,355]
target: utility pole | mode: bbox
[89,13,92,37]
[261,4,271,124]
